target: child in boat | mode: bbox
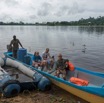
[55,53,67,80]
[39,56,55,71]
[47,57,56,71]
[32,51,42,68]
[40,60,48,71]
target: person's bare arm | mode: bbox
[10,40,13,47]
[18,40,23,48]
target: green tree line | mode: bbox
[0,16,104,26]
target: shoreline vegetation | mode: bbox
[0,16,104,26]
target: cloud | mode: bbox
[4,0,19,7]
[54,5,69,16]
[68,2,85,15]
[0,0,37,22]
[54,2,85,17]
[37,2,52,16]
[0,0,104,22]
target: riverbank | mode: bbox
[0,85,89,103]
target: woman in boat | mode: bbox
[32,51,42,68]
[55,53,67,80]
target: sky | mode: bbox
[0,0,104,23]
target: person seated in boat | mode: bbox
[47,57,56,71]
[42,48,52,62]
[7,44,12,52]
[65,59,70,71]
[55,53,67,80]
[40,60,48,71]
[32,51,42,68]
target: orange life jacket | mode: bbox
[66,62,74,71]
[70,77,89,86]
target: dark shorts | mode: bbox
[13,49,18,58]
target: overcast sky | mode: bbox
[0,0,104,23]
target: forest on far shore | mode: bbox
[0,16,104,26]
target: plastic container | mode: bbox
[24,55,31,65]
[17,48,27,62]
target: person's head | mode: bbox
[45,48,49,53]
[36,52,39,56]
[58,53,62,60]
[34,52,37,56]
[50,59,54,64]
[13,35,16,40]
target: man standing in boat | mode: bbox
[10,35,23,58]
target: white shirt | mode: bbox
[42,51,51,60]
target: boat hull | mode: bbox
[48,77,104,103]
[4,52,104,102]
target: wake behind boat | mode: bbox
[4,49,104,103]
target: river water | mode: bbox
[0,26,104,72]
